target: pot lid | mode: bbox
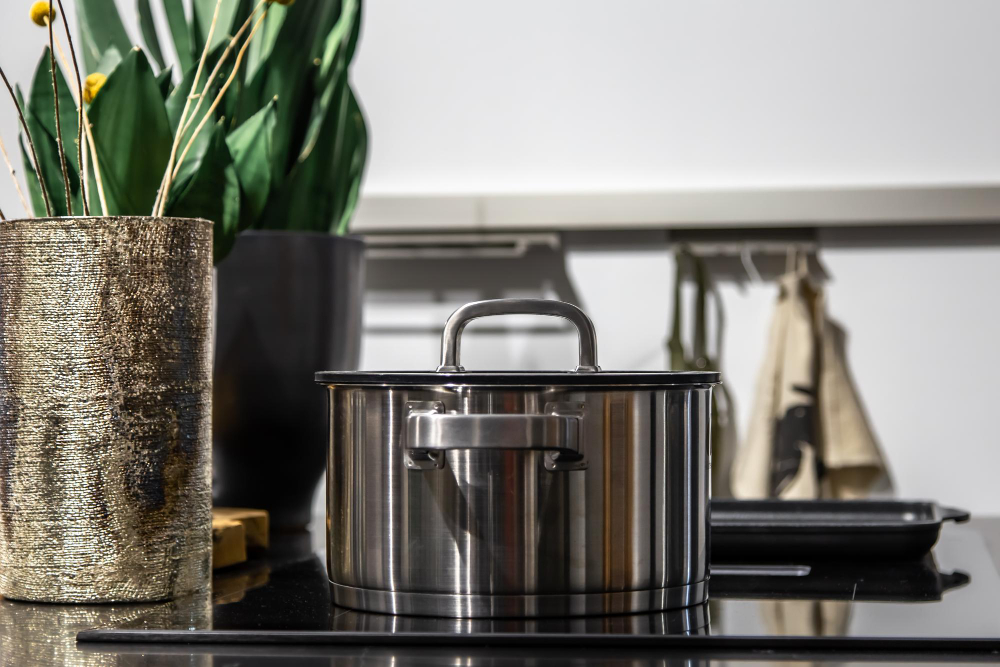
[315,369,719,386]
[315,299,722,387]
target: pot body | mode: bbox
[324,382,712,617]
[213,231,365,530]
[0,217,213,603]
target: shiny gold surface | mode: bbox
[0,217,213,603]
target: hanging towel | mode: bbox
[731,259,890,500]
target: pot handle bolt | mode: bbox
[436,298,600,373]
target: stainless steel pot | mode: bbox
[316,299,719,618]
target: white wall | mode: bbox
[354,0,1000,194]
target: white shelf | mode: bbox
[352,184,1000,234]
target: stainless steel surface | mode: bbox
[329,581,709,618]
[403,400,586,471]
[325,597,711,636]
[213,231,365,530]
[437,298,600,372]
[320,298,716,617]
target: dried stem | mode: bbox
[0,205,5,220]
[0,134,32,216]
[82,111,107,215]
[160,10,267,214]
[153,0,224,217]
[53,36,107,216]
[81,114,89,210]
[81,113,107,215]
[54,0,88,215]
[46,15,73,215]
[0,65,52,216]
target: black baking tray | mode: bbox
[711,499,970,562]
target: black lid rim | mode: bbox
[314,370,721,386]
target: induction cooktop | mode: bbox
[72,523,1000,654]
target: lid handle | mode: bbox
[437,299,600,373]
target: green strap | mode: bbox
[691,250,709,367]
[668,246,727,374]
[667,248,688,370]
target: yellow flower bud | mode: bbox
[29,1,55,26]
[83,73,107,105]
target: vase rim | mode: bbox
[0,216,212,226]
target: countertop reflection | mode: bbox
[11,521,1000,665]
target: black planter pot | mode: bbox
[213,231,365,531]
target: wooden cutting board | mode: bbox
[212,508,269,569]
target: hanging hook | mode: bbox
[796,245,810,278]
[740,243,762,284]
[785,244,797,275]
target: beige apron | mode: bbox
[732,258,890,500]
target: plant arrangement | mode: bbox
[0,0,367,262]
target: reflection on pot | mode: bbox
[313,650,710,667]
[0,590,211,666]
[329,602,710,636]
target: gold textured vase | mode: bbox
[0,217,213,603]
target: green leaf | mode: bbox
[165,43,227,131]
[165,119,240,263]
[226,98,276,228]
[163,43,227,187]
[157,67,174,98]
[246,5,287,81]
[300,0,363,161]
[94,47,124,77]
[249,0,345,182]
[28,48,79,168]
[19,138,46,217]
[87,48,173,215]
[137,0,166,70]
[192,0,241,55]
[172,123,214,190]
[24,53,83,217]
[220,0,255,126]
[318,0,361,81]
[334,90,367,234]
[162,0,194,73]
[77,0,134,75]
[260,69,367,234]
[25,108,81,217]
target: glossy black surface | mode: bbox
[74,522,1000,658]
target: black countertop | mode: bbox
[5,519,1000,665]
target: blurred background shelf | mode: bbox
[353,185,1000,235]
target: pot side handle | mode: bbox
[437,299,600,373]
[404,402,587,472]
